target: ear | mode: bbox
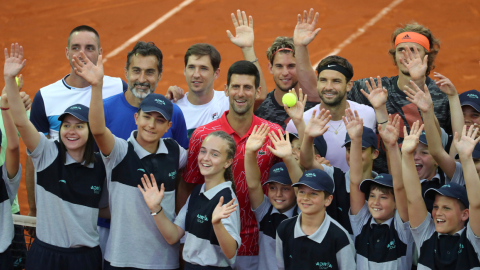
[65,47,69,61]
[461,208,470,222]
[372,149,380,160]
[125,67,129,81]
[268,62,273,74]
[224,158,233,169]
[157,72,163,83]
[324,194,334,208]
[99,47,103,56]
[167,121,173,129]
[214,68,221,80]
[346,80,354,92]
[224,84,229,97]
[134,112,139,125]
[255,86,261,100]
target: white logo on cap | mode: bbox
[305,173,316,177]
[467,94,478,99]
[155,99,165,105]
[273,167,284,173]
[375,175,384,179]
[70,106,81,110]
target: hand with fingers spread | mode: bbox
[293,8,321,46]
[71,51,104,87]
[245,124,270,154]
[284,88,307,123]
[399,45,428,81]
[4,43,27,78]
[138,174,164,213]
[360,76,388,109]
[403,81,433,113]
[343,109,363,140]
[227,10,254,49]
[267,129,293,159]
[212,196,238,225]
[433,72,458,97]
[401,121,424,155]
[304,109,331,138]
[453,125,480,159]
[378,114,401,148]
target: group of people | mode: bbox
[1,7,479,270]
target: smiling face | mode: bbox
[197,136,232,178]
[345,145,379,172]
[134,110,172,145]
[462,105,480,132]
[413,143,437,180]
[267,182,296,213]
[125,54,162,99]
[59,115,89,154]
[368,186,396,224]
[66,31,102,69]
[184,55,219,95]
[394,42,427,76]
[296,185,332,215]
[268,52,298,92]
[317,70,351,107]
[432,195,469,235]
[225,74,260,116]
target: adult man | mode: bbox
[285,9,376,172]
[347,23,450,173]
[27,25,126,223]
[183,61,283,270]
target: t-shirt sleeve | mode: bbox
[446,161,465,186]
[466,222,480,262]
[100,136,129,172]
[394,209,414,245]
[220,196,242,249]
[321,164,335,181]
[252,195,271,223]
[171,104,189,149]
[3,164,22,206]
[178,144,188,169]
[276,231,285,270]
[348,202,370,239]
[182,129,204,184]
[336,240,357,270]
[410,212,436,254]
[30,91,50,134]
[174,196,190,230]
[122,80,128,92]
[27,133,59,172]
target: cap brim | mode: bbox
[461,102,480,113]
[141,107,171,121]
[342,139,375,149]
[263,178,292,186]
[359,178,393,194]
[292,182,322,191]
[58,112,88,122]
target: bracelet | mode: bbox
[251,58,258,63]
[1,107,9,110]
[151,207,163,216]
[378,119,388,125]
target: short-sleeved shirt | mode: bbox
[276,213,356,270]
[446,161,467,186]
[103,92,189,148]
[0,165,21,252]
[175,90,230,139]
[174,181,241,267]
[411,213,480,269]
[183,111,283,256]
[102,131,187,269]
[28,134,108,248]
[30,74,126,140]
[286,101,376,172]
[254,90,318,130]
[253,196,299,270]
[347,76,451,174]
[349,203,414,270]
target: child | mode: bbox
[276,168,356,270]
[138,131,241,269]
[72,51,187,269]
[5,44,107,270]
[245,124,300,270]
[403,122,480,269]
[348,114,414,269]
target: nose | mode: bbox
[193,67,201,78]
[275,188,282,197]
[281,67,289,76]
[138,72,147,83]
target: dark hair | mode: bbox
[316,55,354,82]
[184,44,221,71]
[68,25,100,47]
[126,41,163,74]
[370,183,395,198]
[388,22,440,76]
[323,191,332,200]
[204,131,237,194]
[226,60,260,88]
[266,37,295,64]
[58,122,96,167]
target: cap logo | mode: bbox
[305,173,316,177]
[327,65,335,67]
[69,106,81,110]
[402,34,411,39]
[467,94,478,99]
[155,99,165,105]
[375,175,384,179]
[442,184,451,188]
[273,167,284,173]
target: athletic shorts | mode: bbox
[0,244,14,270]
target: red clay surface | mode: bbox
[1,0,480,214]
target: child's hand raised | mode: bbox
[404,81,433,113]
[401,121,424,155]
[453,125,480,159]
[72,51,104,87]
[304,109,331,138]
[4,43,26,78]
[434,72,458,97]
[138,174,164,214]
[343,108,363,140]
[212,196,238,225]
[378,114,401,148]
[267,129,292,159]
[360,76,388,109]
[245,124,270,154]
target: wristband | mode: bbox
[151,207,163,216]
[251,58,258,63]
[1,107,9,110]
[378,120,388,125]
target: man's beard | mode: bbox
[131,82,154,99]
[319,89,346,107]
[275,79,299,92]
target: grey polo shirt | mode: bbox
[0,165,21,253]
[446,161,467,186]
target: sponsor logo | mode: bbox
[91,186,101,194]
[59,180,66,184]
[402,34,411,39]
[258,150,266,155]
[137,168,146,172]
[69,106,81,110]
[467,94,478,99]
[316,262,333,269]
[305,173,316,177]
[443,184,451,188]
[387,239,396,250]
[327,65,335,67]
[459,243,464,254]
[212,112,219,120]
[273,167,284,173]
[169,171,177,179]
[155,99,165,105]
[197,214,208,223]
[375,175,384,179]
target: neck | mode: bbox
[125,90,142,108]
[65,71,91,88]
[187,87,215,105]
[136,135,159,154]
[396,72,413,92]
[66,148,86,163]
[226,110,253,138]
[300,210,326,235]
[320,99,348,121]
[204,173,226,192]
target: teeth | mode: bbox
[436,219,445,222]
[275,200,283,203]
[202,164,211,167]
[67,138,79,141]
[373,208,381,211]
[235,100,246,103]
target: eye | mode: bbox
[143,115,150,119]
[369,194,375,198]
[212,153,218,157]
[76,125,83,129]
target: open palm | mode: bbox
[304,109,331,138]
[267,130,292,159]
[401,121,423,155]
[227,10,254,48]
[360,77,387,109]
[294,9,321,46]
[138,174,164,212]
[4,43,26,78]
[400,46,427,81]
[212,196,238,224]
[378,115,401,147]
[246,124,269,153]
[284,88,307,122]
[454,125,480,157]
[343,109,363,140]
[72,51,104,86]
[404,82,432,113]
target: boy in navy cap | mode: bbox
[403,122,480,269]
[276,168,355,270]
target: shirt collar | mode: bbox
[437,227,466,239]
[219,111,263,142]
[369,215,394,228]
[199,181,234,200]
[62,74,91,91]
[271,204,297,218]
[294,213,332,244]
[127,130,168,159]
[64,152,94,168]
[420,173,441,184]
[345,170,378,193]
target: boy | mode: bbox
[276,168,356,270]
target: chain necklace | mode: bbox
[329,122,344,135]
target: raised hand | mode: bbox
[212,196,238,224]
[267,129,293,159]
[360,76,388,109]
[401,120,424,155]
[4,43,26,78]
[453,125,480,158]
[138,174,164,213]
[284,88,307,122]
[226,10,254,49]
[399,45,428,81]
[343,109,363,140]
[433,72,458,97]
[304,109,331,138]
[378,114,401,147]
[404,81,433,113]
[246,124,270,153]
[72,51,104,86]
[293,8,321,46]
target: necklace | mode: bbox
[329,122,344,135]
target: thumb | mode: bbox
[218,196,224,206]
[98,55,103,68]
[226,30,234,40]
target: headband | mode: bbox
[394,32,430,52]
[272,47,293,58]
[317,63,353,82]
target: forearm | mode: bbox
[294,45,320,102]
[402,152,428,228]
[26,157,36,213]
[242,47,267,105]
[245,150,264,209]
[292,119,306,147]
[283,155,303,184]
[387,144,408,220]
[448,94,463,157]
[3,109,20,178]
[459,154,480,209]
[212,221,238,259]
[374,106,389,131]
[299,135,315,170]
[349,137,364,215]
[153,210,184,245]
[89,83,106,136]
[423,109,446,157]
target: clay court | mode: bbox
[1,0,480,214]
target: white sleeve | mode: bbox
[276,232,285,270]
[321,164,335,182]
[394,210,414,245]
[100,136,128,172]
[174,196,190,230]
[178,145,188,169]
[252,195,272,223]
[220,196,242,249]
[336,242,357,270]
[3,165,21,206]
[446,161,465,186]
[348,202,370,239]
[27,133,59,172]
[466,222,480,263]
[410,213,436,254]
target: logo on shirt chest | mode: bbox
[387,239,396,250]
[169,171,177,179]
[91,186,101,194]
[197,214,209,223]
[212,112,220,120]
[258,150,266,155]
[316,262,333,269]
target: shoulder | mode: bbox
[277,216,297,236]
[39,77,67,92]
[103,92,124,105]
[257,116,283,131]
[328,217,353,242]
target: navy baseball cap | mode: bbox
[424,182,469,209]
[455,143,480,159]
[284,132,299,143]
[313,135,327,157]
[419,131,428,145]
[342,126,378,149]
[139,94,173,121]
[359,173,393,195]
[58,104,89,122]
[263,162,292,186]
[459,90,480,112]
[292,169,335,194]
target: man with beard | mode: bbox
[285,9,376,172]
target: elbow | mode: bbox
[225,249,237,260]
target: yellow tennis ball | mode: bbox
[282,93,297,107]
[15,76,19,86]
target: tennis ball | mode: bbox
[15,76,19,86]
[282,93,297,107]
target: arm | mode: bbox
[1,94,19,178]
[344,109,365,215]
[292,9,321,102]
[245,124,270,210]
[401,121,428,228]
[212,196,239,259]
[300,109,331,170]
[359,76,388,130]
[267,129,303,184]
[379,115,408,221]
[227,10,267,109]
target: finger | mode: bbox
[454,131,459,144]
[472,127,479,139]
[4,48,8,60]
[241,11,248,26]
[143,174,152,189]
[467,123,474,137]
[298,88,303,102]
[423,55,428,67]
[218,196,225,206]
[303,10,308,24]
[226,30,234,40]
[252,125,257,135]
[297,14,302,25]
[360,89,370,99]
[285,130,289,142]
[137,184,146,194]
[302,94,307,106]
[249,15,253,28]
[266,145,276,154]
[312,11,319,26]
[413,45,420,59]
[404,126,409,137]
[377,76,382,89]
[462,124,467,137]
[369,77,377,91]
[230,13,239,28]
[140,177,148,190]
[150,173,158,189]
[307,8,314,24]
[236,10,243,25]
[320,125,329,135]
[269,129,281,142]
[417,124,425,136]
[433,72,445,80]
[276,129,284,141]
